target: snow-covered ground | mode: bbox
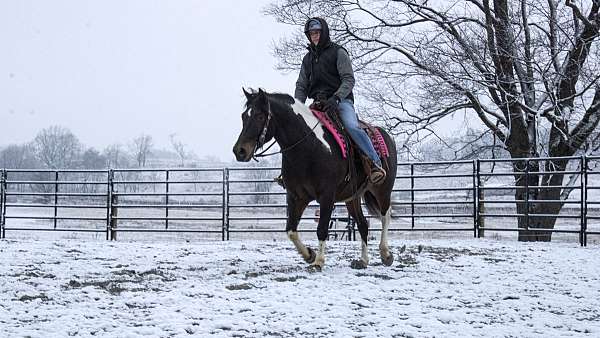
[1,237,599,337]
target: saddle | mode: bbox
[309,102,388,182]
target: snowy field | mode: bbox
[1,237,599,337]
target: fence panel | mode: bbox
[109,168,225,241]
[478,156,585,244]
[2,169,109,235]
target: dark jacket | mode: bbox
[294,17,355,103]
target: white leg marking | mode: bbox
[379,209,392,258]
[361,240,369,265]
[314,240,326,267]
[291,100,331,153]
[287,231,310,260]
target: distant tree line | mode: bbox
[0,125,202,170]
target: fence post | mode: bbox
[165,170,170,230]
[53,170,59,229]
[581,155,587,247]
[477,160,485,238]
[1,169,6,239]
[107,170,118,241]
[410,163,415,229]
[106,170,111,240]
[524,159,529,230]
[473,160,478,238]
[222,168,229,241]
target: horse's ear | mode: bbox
[242,87,253,101]
[257,88,267,99]
[256,88,268,107]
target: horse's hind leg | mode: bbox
[346,199,370,269]
[285,196,314,264]
[364,191,394,266]
[379,207,394,266]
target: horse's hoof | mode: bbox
[307,264,322,273]
[304,247,316,264]
[350,259,368,269]
[381,253,394,266]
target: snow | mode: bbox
[1,237,599,337]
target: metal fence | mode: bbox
[1,156,599,245]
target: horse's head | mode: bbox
[233,88,276,162]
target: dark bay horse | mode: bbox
[233,88,397,270]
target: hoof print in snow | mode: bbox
[350,260,367,269]
[355,273,393,280]
[244,271,262,279]
[15,293,50,302]
[226,283,255,291]
[503,295,520,300]
[272,275,306,282]
[396,254,418,268]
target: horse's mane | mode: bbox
[245,89,295,109]
[267,92,294,101]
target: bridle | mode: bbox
[248,100,320,160]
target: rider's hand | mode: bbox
[323,95,340,113]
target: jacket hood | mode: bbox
[304,17,331,49]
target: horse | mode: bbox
[233,88,397,270]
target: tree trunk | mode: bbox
[512,159,544,241]
[515,157,569,242]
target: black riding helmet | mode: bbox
[304,17,331,49]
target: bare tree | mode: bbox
[104,143,131,168]
[0,143,38,169]
[266,0,600,241]
[169,134,188,167]
[130,134,153,168]
[33,126,82,169]
[80,147,107,169]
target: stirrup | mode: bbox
[369,165,386,185]
[274,174,285,188]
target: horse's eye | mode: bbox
[257,114,266,122]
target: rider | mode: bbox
[294,17,386,184]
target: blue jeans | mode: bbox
[338,99,382,167]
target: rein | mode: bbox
[252,104,321,160]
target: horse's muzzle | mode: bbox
[233,141,254,162]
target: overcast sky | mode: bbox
[1,0,298,161]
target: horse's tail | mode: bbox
[363,191,381,217]
[362,127,397,217]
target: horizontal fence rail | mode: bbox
[1,155,599,245]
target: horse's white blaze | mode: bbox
[379,208,392,258]
[287,230,310,259]
[314,240,326,267]
[291,100,331,153]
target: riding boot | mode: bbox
[370,163,386,185]
[274,174,286,189]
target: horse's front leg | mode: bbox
[312,197,335,271]
[285,195,314,263]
